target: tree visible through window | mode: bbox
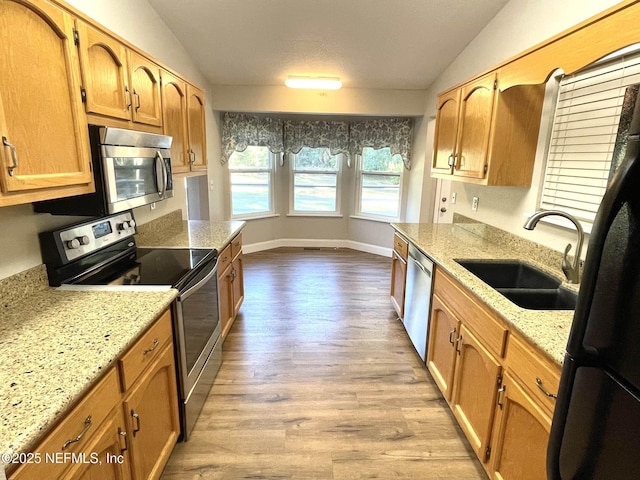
[357,147,403,218]
[229,146,274,217]
[291,147,341,213]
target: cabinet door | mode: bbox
[0,0,93,202]
[186,84,207,171]
[219,265,234,341]
[451,324,502,462]
[432,89,460,175]
[232,252,244,317]
[489,372,552,480]
[455,72,496,180]
[61,407,131,480]
[76,21,130,121]
[123,345,180,480]
[426,294,459,401]
[161,70,189,174]
[390,250,407,318]
[129,51,162,127]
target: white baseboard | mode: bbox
[243,238,392,257]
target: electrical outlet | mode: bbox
[471,196,479,211]
[451,192,457,204]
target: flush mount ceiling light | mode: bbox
[285,76,342,90]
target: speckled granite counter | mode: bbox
[392,222,577,366]
[0,265,177,466]
[135,209,245,250]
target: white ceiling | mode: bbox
[148,0,510,91]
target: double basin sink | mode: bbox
[455,259,578,311]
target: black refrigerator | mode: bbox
[547,87,640,478]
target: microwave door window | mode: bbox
[113,157,159,201]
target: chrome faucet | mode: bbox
[523,210,585,284]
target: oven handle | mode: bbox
[179,259,218,301]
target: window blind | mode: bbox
[540,51,640,223]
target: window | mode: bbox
[290,147,341,214]
[229,146,275,218]
[355,147,403,219]
[540,47,640,226]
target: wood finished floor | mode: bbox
[161,248,486,480]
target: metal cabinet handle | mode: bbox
[133,90,141,110]
[455,336,463,355]
[536,377,558,399]
[447,154,455,167]
[143,338,159,355]
[62,415,92,450]
[131,410,141,436]
[497,385,506,408]
[125,87,132,110]
[448,328,457,345]
[118,429,128,454]
[2,136,18,176]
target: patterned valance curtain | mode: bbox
[348,118,413,169]
[220,112,284,164]
[284,120,350,159]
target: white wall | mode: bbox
[422,0,623,255]
[0,0,219,280]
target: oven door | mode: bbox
[175,258,220,401]
[102,145,173,213]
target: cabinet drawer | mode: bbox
[218,244,232,276]
[434,267,508,357]
[118,309,173,392]
[506,333,561,415]
[231,233,242,258]
[393,233,408,260]
[10,368,120,480]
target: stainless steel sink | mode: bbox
[455,259,577,310]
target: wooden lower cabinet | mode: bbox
[426,294,459,401]
[124,344,180,480]
[451,324,502,462]
[232,252,244,315]
[390,250,407,318]
[9,309,179,480]
[218,234,244,341]
[489,372,552,480]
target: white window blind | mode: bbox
[540,51,640,224]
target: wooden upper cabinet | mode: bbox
[456,72,496,180]
[129,51,162,127]
[77,21,164,129]
[432,89,460,175]
[161,70,189,174]
[76,20,130,121]
[0,0,93,206]
[186,84,207,171]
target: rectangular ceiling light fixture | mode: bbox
[285,76,342,90]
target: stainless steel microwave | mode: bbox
[34,125,173,216]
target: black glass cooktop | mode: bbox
[76,247,216,290]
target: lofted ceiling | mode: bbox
[147,0,510,91]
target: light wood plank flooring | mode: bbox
[161,248,486,479]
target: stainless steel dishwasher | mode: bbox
[402,244,434,361]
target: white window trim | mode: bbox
[288,151,343,216]
[354,153,403,222]
[229,150,278,220]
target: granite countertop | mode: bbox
[0,265,178,464]
[135,209,245,250]
[392,222,576,366]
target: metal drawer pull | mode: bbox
[131,410,141,436]
[62,415,92,450]
[2,136,18,176]
[143,338,160,355]
[448,328,457,345]
[536,377,558,399]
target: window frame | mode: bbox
[228,147,278,220]
[354,148,404,222]
[288,149,343,217]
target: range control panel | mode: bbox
[42,211,137,264]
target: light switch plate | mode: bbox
[472,196,479,211]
